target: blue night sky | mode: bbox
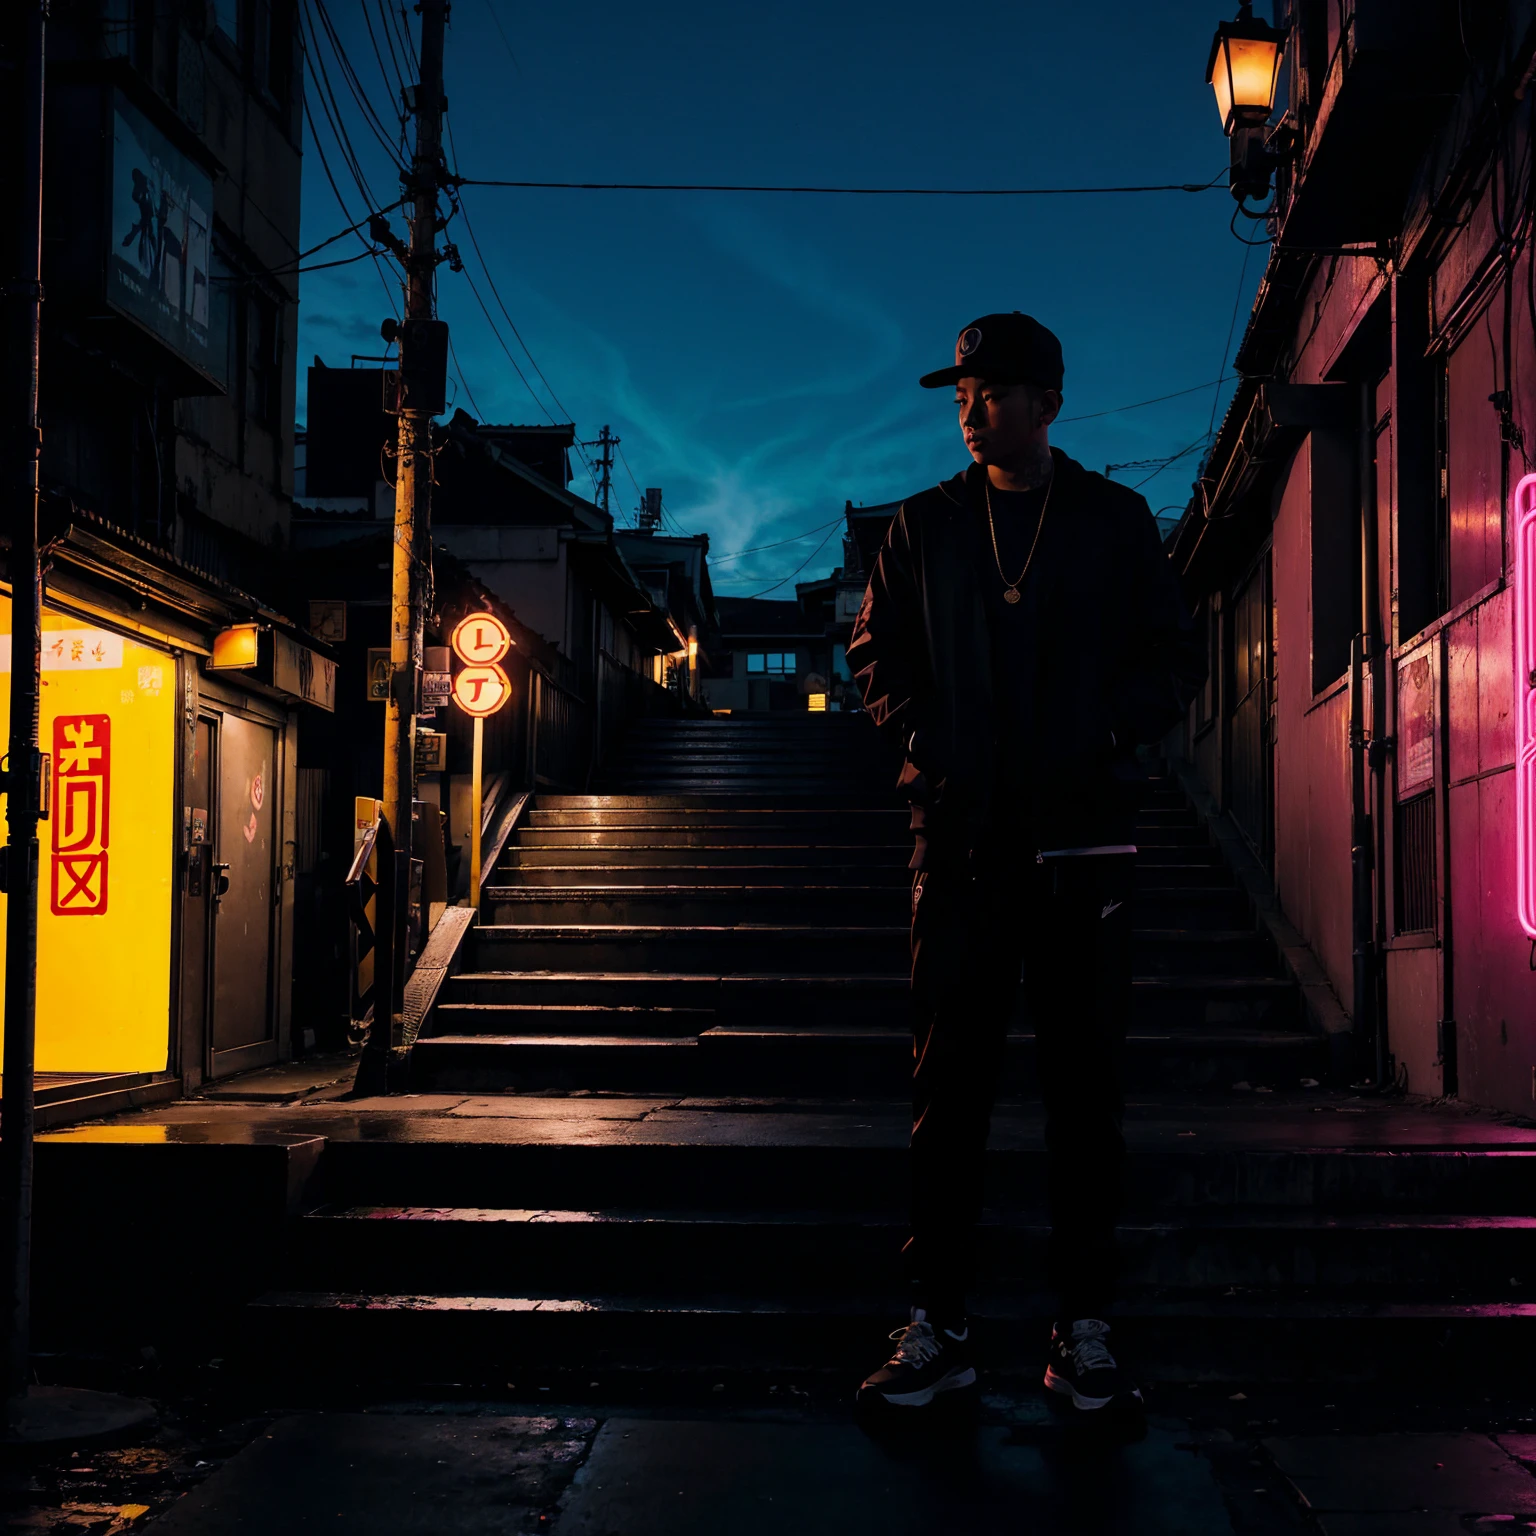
[297,0,1266,595]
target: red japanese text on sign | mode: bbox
[452,663,511,717]
[51,713,111,916]
[450,612,512,666]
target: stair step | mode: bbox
[243,1290,1536,1384]
[411,1025,1322,1093]
[481,887,1253,929]
[440,970,1296,1021]
[292,1205,1536,1295]
[307,1126,1536,1214]
[498,864,914,887]
[539,794,899,810]
[462,926,1277,978]
[505,845,914,868]
[526,809,908,831]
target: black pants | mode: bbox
[905,847,1133,1323]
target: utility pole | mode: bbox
[580,424,618,518]
[0,0,151,1442]
[360,0,451,1093]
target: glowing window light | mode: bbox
[807,692,827,712]
[1515,473,1536,937]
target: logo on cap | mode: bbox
[957,327,983,359]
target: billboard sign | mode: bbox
[107,94,220,385]
[0,599,175,1072]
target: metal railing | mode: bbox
[532,670,592,790]
[344,814,382,1041]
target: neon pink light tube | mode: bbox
[1515,472,1536,937]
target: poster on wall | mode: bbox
[1397,651,1435,797]
[0,601,174,1072]
[107,93,219,386]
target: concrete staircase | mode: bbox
[249,714,1536,1388]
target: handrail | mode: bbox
[345,816,381,888]
[345,815,382,1041]
[479,790,529,898]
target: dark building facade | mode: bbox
[0,0,331,1099]
[1170,0,1536,1112]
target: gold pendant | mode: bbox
[1003,587,1022,605]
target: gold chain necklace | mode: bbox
[985,469,1054,605]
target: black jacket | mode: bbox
[846,450,1205,859]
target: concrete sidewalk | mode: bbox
[100,1396,1536,1535]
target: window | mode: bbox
[212,0,239,43]
[1443,302,1505,608]
[247,291,281,431]
[746,653,795,676]
[262,0,296,107]
[1394,791,1436,933]
[1310,425,1360,692]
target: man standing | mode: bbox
[849,313,1203,1414]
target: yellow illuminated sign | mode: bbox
[209,623,259,669]
[450,611,512,666]
[0,596,174,1072]
[452,663,511,717]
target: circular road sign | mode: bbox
[451,611,512,666]
[452,662,511,717]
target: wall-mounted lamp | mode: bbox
[1206,2,1288,203]
[208,623,260,669]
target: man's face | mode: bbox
[955,377,1061,468]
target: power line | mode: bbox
[358,0,408,126]
[1205,242,1256,451]
[456,262,563,425]
[306,0,407,171]
[479,0,524,74]
[440,121,602,486]
[617,445,644,526]
[743,522,841,599]
[1055,376,1234,425]
[710,516,845,564]
[454,173,1227,197]
[1132,433,1209,491]
[447,330,485,419]
[299,2,392,212]
[299,88,401,318]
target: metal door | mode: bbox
[1229,553,1275,865]
[210,713,277,1062]
[178,716,215,1087]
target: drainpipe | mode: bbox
[1351,381,1385,1085]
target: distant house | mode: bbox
[708,500,901,713]
[296,370,683,695]
[614,529,718,700]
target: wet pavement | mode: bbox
[5,1377,1536,1534]
[57,1086,1536,1150]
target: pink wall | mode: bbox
[1271,440,1357,1007]
[1446,589,1529,1113]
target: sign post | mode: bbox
[450,613,513,911]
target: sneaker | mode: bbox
[857,1312,976,1408]
[1043,1318,1142,1412]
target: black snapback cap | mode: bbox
[919,311,1065,392]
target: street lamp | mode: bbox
[1207,2,1285,134]
[1206,2,1287,203]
